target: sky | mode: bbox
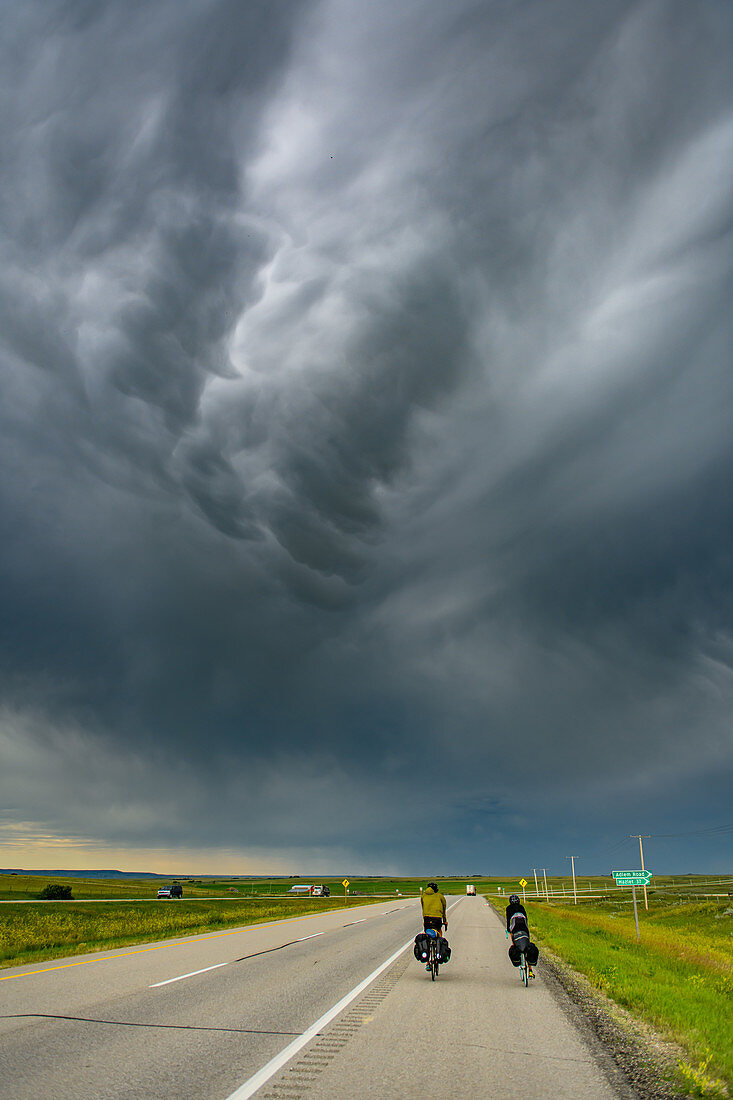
[1,0,732,877]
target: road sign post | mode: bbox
[342,878,350,905]
[612,871,652,941]
[519,878,527,903]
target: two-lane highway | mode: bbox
[0,897,627,1099]
[0,899,423,1098]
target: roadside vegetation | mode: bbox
[488,894,733,1097]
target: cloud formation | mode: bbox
[1,0,732,872]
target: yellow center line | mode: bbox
[0,902,399,982]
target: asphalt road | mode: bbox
[0,896,624,1099]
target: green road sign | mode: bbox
[612,870,652,885]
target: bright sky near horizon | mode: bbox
[1,0,732,876]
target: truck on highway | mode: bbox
[287,884,330,896]
[466,884,476,896]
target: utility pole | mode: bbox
[630,835,651,910]
[542,868,549,901]
[533,869,539,898]
[567,856,579,904]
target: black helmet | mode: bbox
[427,881,439,892]
[509,894,520,903]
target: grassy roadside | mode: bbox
[488,895,733,1097]
[0,896,384,970]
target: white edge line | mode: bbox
[224,936,414,1100]
[296,932,325,941]
[150,961,228,988]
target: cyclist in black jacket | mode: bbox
[505,894,529,937]
[506,893,535,978]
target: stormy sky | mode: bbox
[1,0,732,875]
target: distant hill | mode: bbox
[1,869,170,879]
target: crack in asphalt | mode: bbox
[0,1013,301,1036]
[234,938,304,962]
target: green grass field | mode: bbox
[491,895,733,1097]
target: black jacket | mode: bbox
[505,901,528,932]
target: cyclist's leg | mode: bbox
[423,917,440,969]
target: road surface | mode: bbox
[0,896,626,1098]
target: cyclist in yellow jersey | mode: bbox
[421,881,447,935]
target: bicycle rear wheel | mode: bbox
[520,952,528,987]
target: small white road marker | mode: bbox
[150,962,228,988]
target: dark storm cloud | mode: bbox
[1,0,732,871]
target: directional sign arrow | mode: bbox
[612,869,653,886]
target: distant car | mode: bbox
[157,884,183,899]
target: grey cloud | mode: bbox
[1,0,732,870]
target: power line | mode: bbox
[649,823,733,839]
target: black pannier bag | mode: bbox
[512,930,530,953]
[508,938,539,967]
[437,936,451,963]
[414,932,431,961]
